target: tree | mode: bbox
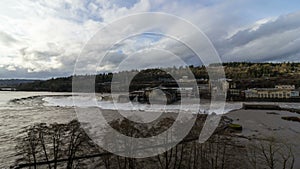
[16,120,99,169]
[246,137,295,169]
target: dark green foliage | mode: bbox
[15,62,300,92]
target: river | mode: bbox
[1,91,300,168]
[0,91,75,168]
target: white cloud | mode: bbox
[0,0,155,78]
[0,0,299,78]
[99,0,150,22]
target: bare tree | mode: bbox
[16,120,98,169]
[246,137,295,169]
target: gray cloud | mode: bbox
[229,12,300,47]
[221,11,300,62]
[0,31,18,46]
[1,0,300,79]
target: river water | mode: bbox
[0,91,76,168]
[1,91,300,168]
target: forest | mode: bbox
[15,62,300,92]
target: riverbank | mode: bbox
[1,92,300,168]
[226,108,300,168]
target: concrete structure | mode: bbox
[178,87,194,97]
[178,76,195,83]
[244,89,259,98]
[291,91,299,97]
[275,85,295,90]
[198,84,209,90]
[0,88,16,91]
[129,87,179,104]
[229,89,242,96]
[245,85,298,99]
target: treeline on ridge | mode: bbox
[16,62,300,92]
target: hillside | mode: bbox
[15,62,300,92]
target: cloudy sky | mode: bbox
[0,0,300,79]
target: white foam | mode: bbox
[42,95,246,114]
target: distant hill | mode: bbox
[14,62,300,92]
[17,77,72,92]
[0,79,39,88]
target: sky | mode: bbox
[0,0,300,79]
